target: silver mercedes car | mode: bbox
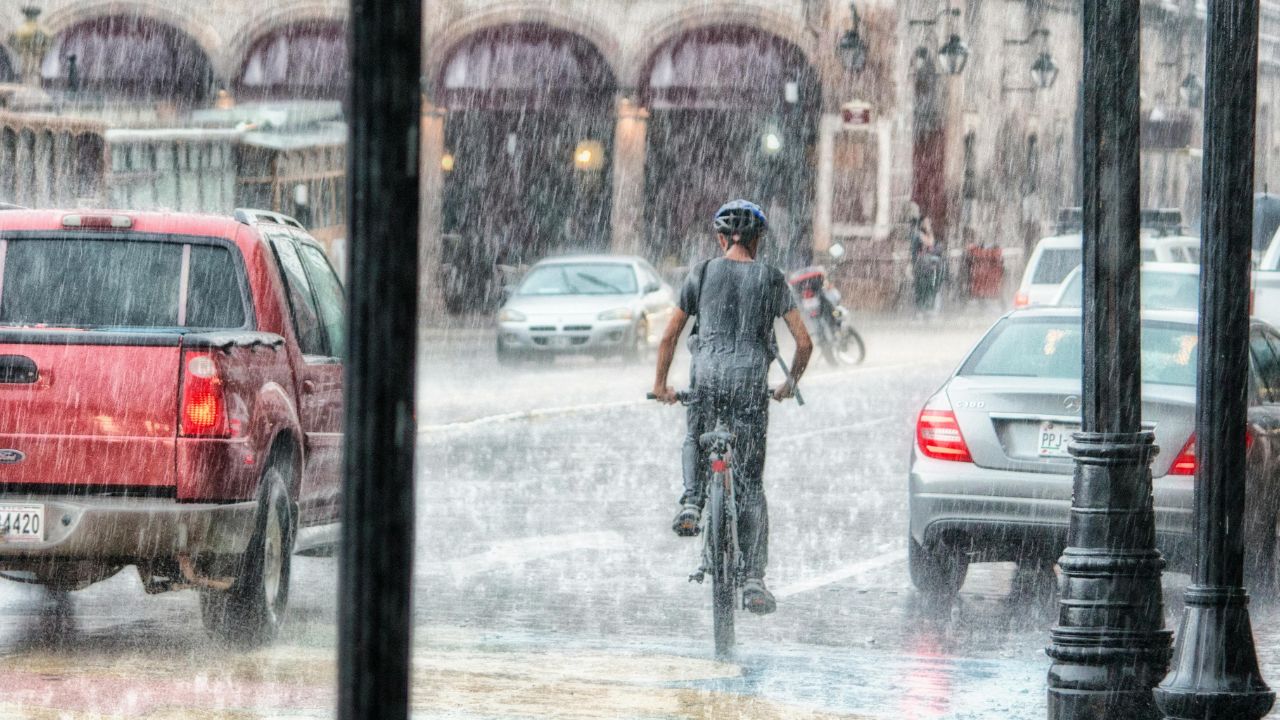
[496,254,676,363]
[909,308,1280,598]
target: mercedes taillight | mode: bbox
[1168,429,1254,477]
[180,351,229,438]
[916,395,973,463]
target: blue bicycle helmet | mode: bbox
[713,199,768,239]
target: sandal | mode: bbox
[742,578,777,615]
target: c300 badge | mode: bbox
[0,450,24,464]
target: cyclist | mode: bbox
[651,199,814,615]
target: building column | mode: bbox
[420,103,447,324]
[611,96,648,256]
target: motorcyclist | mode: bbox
[651,199,814,615]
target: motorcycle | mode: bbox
[787,261,865,366]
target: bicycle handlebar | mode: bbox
[646,389,789,405]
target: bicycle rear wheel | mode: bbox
[707,472,736,658]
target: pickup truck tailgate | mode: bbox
[0,340,180,491]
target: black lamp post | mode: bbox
[340,0,421,716]
[1154,1,1273,716]
[837,2,869,73]
[1046,1,1171,716]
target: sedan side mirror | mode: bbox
[643,281,661,294]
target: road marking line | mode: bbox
[772,416,892,443]
[423,531,626,579]
[420,399,645,433]
[773,548,905,599]
[420,361,941,433]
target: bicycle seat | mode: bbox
[699,427,735,451]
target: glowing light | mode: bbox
[573,140,605,171]
[441,153,455,172]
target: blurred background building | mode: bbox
[1,0,1277,312]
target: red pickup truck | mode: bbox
[0,208,344,644]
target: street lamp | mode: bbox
[909,6,968,76]
[1029,52,1059,90]
[937,34,969,75]
[837,2,869,73]
[1002,29,1057,92]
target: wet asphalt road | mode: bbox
[4,317,1280,719]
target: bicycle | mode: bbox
[648,386,798,658]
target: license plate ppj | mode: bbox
[1038,422,1077,459]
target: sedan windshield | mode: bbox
[1058,269,1200,311]
[518,263,638,296]
[961,317,1198,386]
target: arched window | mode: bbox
[642,26,818,111]
[238,21,347,100]
[42,17,212,102]
[440,24,616,110]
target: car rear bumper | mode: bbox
[498,319,634,354]
[0,495,257,565]
[909,454,1195,568]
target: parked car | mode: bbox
[496,254,676,363]
[1015,211,1199,308]
[0,208,344,644]
[1052,262,1200,311]
[1254,227,1280,328]
[908,308,1280,598]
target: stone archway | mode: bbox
[639,24,821,267]
[437,22,619,305]
[41,15,214,102]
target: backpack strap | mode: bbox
[690,258,712,338]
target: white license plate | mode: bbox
[0,504,44,543]
[551,336,573,348]
[802,296,821,311]
[1038,422,1077,458]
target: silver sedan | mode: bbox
[908,308,1280,598]
[496,255,676,363]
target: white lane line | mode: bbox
[773,548,905,599]
[771,416,892,443]
[420,361,940,433]
[420,399,645,433]
[423,531,626,579]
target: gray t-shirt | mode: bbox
[680,258,795,375]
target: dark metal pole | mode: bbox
[1046,2,1170,717]
[339,0,421,715]
[1153,0,1275,716]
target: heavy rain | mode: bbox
[2,1,1280,719]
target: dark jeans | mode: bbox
[680,368,771,579]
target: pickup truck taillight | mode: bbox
[180,352,229,437]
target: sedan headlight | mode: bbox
[597,307,634,321]
[498,308,527,322]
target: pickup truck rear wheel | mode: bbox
[200,464,294,645]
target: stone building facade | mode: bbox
[5,0,1280,309]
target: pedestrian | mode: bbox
[651,199,813,615]
[910,216,944,318]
